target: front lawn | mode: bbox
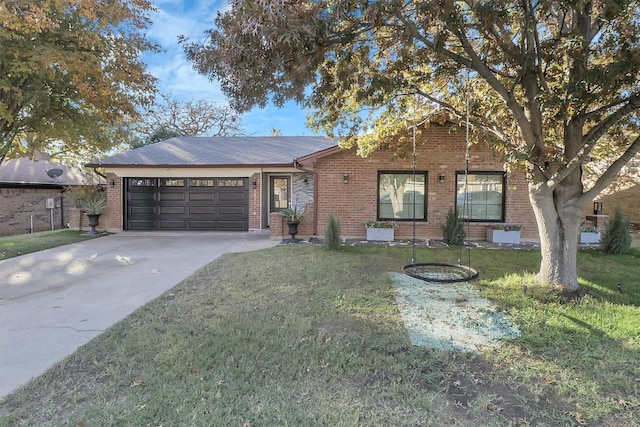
[0,230,102,260]
[0,245,638,426]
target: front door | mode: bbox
[270,176,290,214]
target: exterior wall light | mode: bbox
[593,201,603,215]
[343,173,349,184]
[439,172,445,183]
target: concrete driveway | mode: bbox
[0,231,278,399]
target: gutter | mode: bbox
[92,168,108,181]
[294,160,319,236]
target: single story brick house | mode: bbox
[0,153,92,236]
[86,124,539,241]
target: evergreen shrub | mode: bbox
[601,206,632,255]
[441,207,466,245]
[325,214,342,250]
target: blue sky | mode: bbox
[142,0,321,137]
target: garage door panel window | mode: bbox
[161,179,185,187]
[377,172,427,220]
[218,179,244,187]
[456,172,505,221]
[189,179,214,187]
[130,179,155,187]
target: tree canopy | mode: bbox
[0,0,158,164]
[183,0,640,291]
[130,95,244,148]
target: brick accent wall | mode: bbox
[249,172,261,230]
[101,174,122,232]
[270,125,538,241]
[0,187,78,236]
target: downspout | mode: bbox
[92,168,108,182]
[294,160,319,236]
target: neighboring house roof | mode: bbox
[0,156,89,187]
[86,136,339,168]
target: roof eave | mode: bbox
[84,162,297,169]
[295,145,344,165]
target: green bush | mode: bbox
[325,214,342,250]
[601,205,632,254]
[441,207,466,245]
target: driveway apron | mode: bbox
[0,232,277,399]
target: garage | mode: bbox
[125,177,248,231]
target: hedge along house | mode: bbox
[86,125,539,241]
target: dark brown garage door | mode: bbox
[125,178,248,231]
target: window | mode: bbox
[218,179,244,187]
[160,179,185,187]
[456,172,505,221]
[378,172,427,220]
[189,179,214,187]
[130,178,155,187]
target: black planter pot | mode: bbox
[85,213,101,235]
[286,220,300,240]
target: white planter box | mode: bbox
[366,227,395,242]
[486,229,521,244]
[580,232,601,244]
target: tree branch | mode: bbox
[583,93,640,146]
[581,133,640,203]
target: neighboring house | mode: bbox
[86,125,539,241]
[0,153,91,236]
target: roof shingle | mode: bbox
[87,136,338,167]
[0,157,89,186]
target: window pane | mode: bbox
[218,179,244,187]
[189,179,214,187]
[160,179,185,187]
[378,172,426,220]
[130,178,155,187]
[456,172,504,221]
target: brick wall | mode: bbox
[249,172,261,230]
[0,187,78,236]
[102,174,122,232]
[586,183,639,224]
[280,125,539,241]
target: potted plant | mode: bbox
[365,220,396,241]
[486,224,521,244]
[280,205,305,240]
[80,190,107,235]
[580,225,601,244]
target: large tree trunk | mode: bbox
[528,179,586,293]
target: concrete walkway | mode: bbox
[0,231,279,399]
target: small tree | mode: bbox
[601,206,632,255]
[324,214,342,250]
[441,208,466,246]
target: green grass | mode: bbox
[0,245,638,426]
[0,230,102,260]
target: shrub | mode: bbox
[365,220,396,228]
[486,223,522,231]
[441,207,466,245]
[325,214,342,250]
[601,206,632,254]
